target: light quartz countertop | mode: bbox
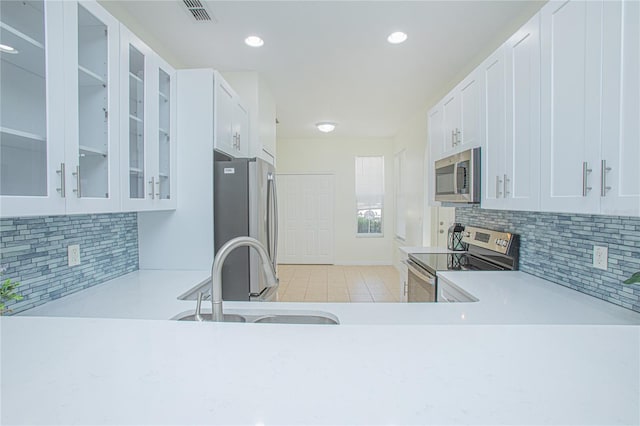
[3,269,640,425]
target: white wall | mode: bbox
[391,106,430,269]
[276,137,395,265]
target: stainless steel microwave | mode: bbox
[434,147,480,203]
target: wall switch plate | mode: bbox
[593,245,608,270]
[68,244,81,267]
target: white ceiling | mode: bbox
[100,1,545,140]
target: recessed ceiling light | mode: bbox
[316,122,336,133]
[244,36,264,47]
[387,31,408,44]
[0,43,18,54]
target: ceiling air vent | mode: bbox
[182,0,215,22]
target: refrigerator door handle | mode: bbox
[272,173,279,270]
[266,172,278,271]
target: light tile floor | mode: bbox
[275,264,402,303]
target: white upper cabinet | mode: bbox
[481,46,508,209]
[599,0,640,216]
[540,0,603,213]
[541,0,639,216]
[214,72,249,158]
[223,72,277,165]
[63,0,120,214]
[120,25,176,212]
[0,0,66,217]
[505,13,541,212]
[484,13,541,212]
[153,58,177,208]
[440,70,482,157]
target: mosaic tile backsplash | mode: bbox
[0,213,139,314]
[456,206,640,312]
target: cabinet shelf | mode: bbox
[129,114,143,124]
[129,167,143,174]
[159,91,169,102]
[0,21,44,50]
[129,71,143,84]
[0,22,45,78]
[0,126,45,142]
[79,65,106,87]
[79,145,107,157]
[158,172,169,178]
[159,127,169,136]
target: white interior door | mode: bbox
[277,174,334,264]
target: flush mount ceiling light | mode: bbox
[387,31,408,44]
[316,122,336,133]
[244,35,264,47]
[0,43,18,54]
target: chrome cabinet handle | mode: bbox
[155,179,160,198]
[148,176,155,199]
[56,162,66,198]
[496,175,502,198]
[601,160,611,196]
[504,174,510,197]
[456,129,461,145]
[582,162,592,196]
[451,130,455,147]
[72,165,81,198]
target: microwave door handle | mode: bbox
[452,162,458,194]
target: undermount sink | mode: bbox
[175,313,246,322]
[172,310,339,325]
[253,315,339,325]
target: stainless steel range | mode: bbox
[406,226,519,303]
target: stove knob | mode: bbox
[501,240,508,247]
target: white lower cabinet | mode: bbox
[396,249,409,302]
[540,0,639,216]
[483,13,541,211]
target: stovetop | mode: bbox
[409,226,520,275]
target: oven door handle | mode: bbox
[407,261,436,286]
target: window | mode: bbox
[355,156,384,236]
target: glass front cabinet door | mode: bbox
[0,0,66,217]
[120,24,176,211]
[154,57,177,209]
[63,0,120,214]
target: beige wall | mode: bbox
[277,137,395,265]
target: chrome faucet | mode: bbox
[195,236,278,322]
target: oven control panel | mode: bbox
[461,226,514,254]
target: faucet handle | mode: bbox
[194,292,206,322]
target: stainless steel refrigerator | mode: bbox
[214,158,278,301]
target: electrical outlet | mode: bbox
[68,244,81,267]
[593,245,608,270]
